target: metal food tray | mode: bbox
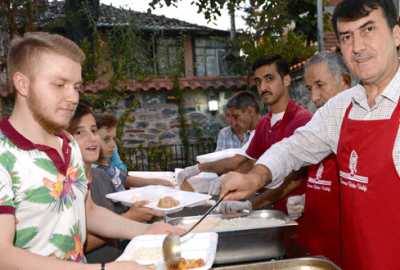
[210,257,341,270]
[167,210,297,265]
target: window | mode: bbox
[194,38,228,77]
[157,38,179,70]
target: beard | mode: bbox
[315,100,326,108]
[26,89,71,135]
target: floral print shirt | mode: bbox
[0,117,88,262]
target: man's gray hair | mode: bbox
[305,51,351,82]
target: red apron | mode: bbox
[259,100,307,213]
[301,153,341,267]
[337,101,400,269]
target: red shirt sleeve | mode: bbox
[0,206,15,215]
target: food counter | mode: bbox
[160,204,341,270]
[116,184,341,270]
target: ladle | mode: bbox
[162,193,229,269]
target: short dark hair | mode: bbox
[332,0,397,40]
[67,103,93,134]
[79,98,92,108]
[226,91,260,114]
[94,114,118,130]
[251,54,289,80]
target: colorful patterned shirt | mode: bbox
[215,127,251,152]
[0,117,88,262]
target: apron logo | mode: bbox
[339,150,368,192]
[308,162,332,186]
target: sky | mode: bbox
[99,0,247,31]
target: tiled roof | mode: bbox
[0,76,253,97]
[19,0,228,34]
[82,76,252,94]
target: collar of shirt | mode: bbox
[352,66,400,110]
[226,126,251,137]
[264,99,298,123]
[0,116,72,176]
[0,116,71,151]
[226,126,234,137]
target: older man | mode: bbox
[221,0,400,269]
[285,51,351,267]
[215,105,251,151]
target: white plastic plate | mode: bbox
[196,148,242,163]
[116,232,218,270]
[105,185,211,214]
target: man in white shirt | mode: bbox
[221,0,400,269]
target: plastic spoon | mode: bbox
[162,192,229,269]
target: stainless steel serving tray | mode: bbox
[210,257,341,270]
[167,209,297,265]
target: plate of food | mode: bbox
[117,232,218,270]
[105,185,212,214]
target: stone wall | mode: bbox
[105,88,245,149]
[98,77,313,150]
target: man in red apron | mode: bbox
[287,51,352,268]
[221,0,400,268]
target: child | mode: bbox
[79,99,128,174]
[67,103,168,260]
[93,114,175,190]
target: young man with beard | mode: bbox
[221,0,400,268]
[0,32,183,270]
[177,54,313,212]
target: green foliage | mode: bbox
[148,0,247,23]
[239,30,318,67]
[136,143,176,171]
[149,0,332,45]
[78,2,191,170]
[0,0,50,75]
[283,0,333,46]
